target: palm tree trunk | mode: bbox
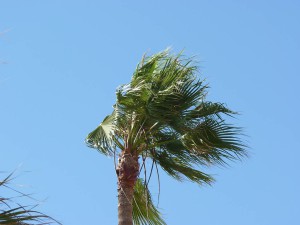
[117,152,139,225]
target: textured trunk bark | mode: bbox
[116,152,139,225]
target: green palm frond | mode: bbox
[149,132,207,167]
[186,101,237,120]
[0,172,61,225]
[151,150,214,185]
[146,80,206,124]
[132,179,166,225]
[181,118,246,165]
[85,111,117,155]
[0,207,55,225]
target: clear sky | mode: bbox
[1,0,299,224]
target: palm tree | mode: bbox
[86,49,246,225]
[0,172,61,225]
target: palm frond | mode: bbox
[151,150,214,185]
[186,101,237,120]
[0,207,56,225]
[132,179,166,225]
[85,111,117,155]
[181,118,246,165]
[0,173,61,225]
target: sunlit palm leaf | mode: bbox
[85,112,116,156]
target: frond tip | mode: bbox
[0,172,61,225]
[133,179,166,225]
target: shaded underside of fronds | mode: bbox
[132,179,166,225]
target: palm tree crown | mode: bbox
[86,50,246,225]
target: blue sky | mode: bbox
[1,0,299,224]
